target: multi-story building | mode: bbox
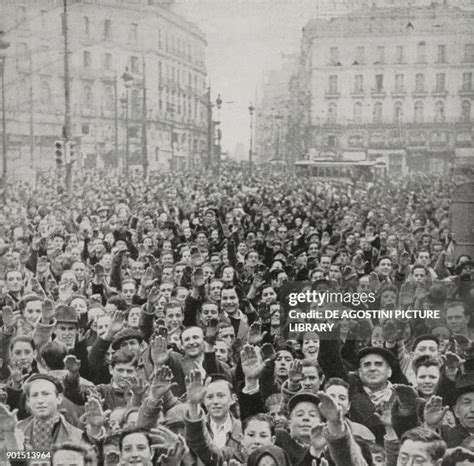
[0,0,207,176]
[294,5,474,174]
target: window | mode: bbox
[414,101,424,123]
[41,10,47,28]
[83,51,91,68]
[417,42,426,63]
[415,73,425,93]
[464,44,474,62]
[462,100,471,122]
[83,16,90,38]
[353,101,363,123]
[131,89,140,118]
[329,75,338,94]
[462,72,472,91]
[395,74,404,92]
[330,47,339,65]
[158,61,162,82]
[18,5,27,24]
[434,101,445,122]
[355,46,365,64]
[18,42,28,59]
[393,101,403,123]
[437,45,446,63]
[354,74,363,93]
[375,74,384,93]
[376,46,385,64]
[104,85,114,111]
[396,45,404,64]
[131,56,139,74]
[40,80,51,105]
[83,84,93,109]
[435,73,445,93]
[373,102,383,123]
[158,29,162,49]
[104,53,112,71]
[129,23,138,45]
[327,102,337,123]
[104,19,112,40]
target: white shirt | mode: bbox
[210,414,233,449]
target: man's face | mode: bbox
[111,363,137,389]
[164,306,183,330]
[455,392,474,430]
[417,252,431,267]
[222,267,235,283]
[412,267,426,283]
[209,281,223,301]
[122,283,136,304]
[267,403,287,430]
[302,334,320,361]
[203,380,233,421]
[27,379,61,419]
[215,341,229,362]
[55,323,77,349]
[121,432,152,465]
[97,315,111,338]
[119,338,141,354]
[181,327,204,357]
[378,259,392,276]
[219,326,235,348]
[11,341,34,371]
[173,265,185,285]
[275,350,293,378]
[308,243,319,258]
[242,419,274,455]
[325,384,350,416]
[200,303,219,325]
[71,298,88,315]
[416,365,440,397]
[53,450,85,466]
[128,308,141,328]
[261,287,277,304]
[328,265,342,281]
[446,306,468,334]
[6,271,22,293]
[358,354,391,389]
[246,252,259,267]
[159,282,174,299]
[221,289,239,315]
[397,439,439,466]
[301,365,322,392]
[290,401,322,442]
[23,300,43,327]
[161,253,174,266]
[413,340,439,361]
[319,256,331,272]
[130,261,145,281]
[72,262,86,281]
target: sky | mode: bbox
[173,0,319,158]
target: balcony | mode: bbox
[391,88,407,98]
[412,90,428,98]
[351,90,365,98]
[325,91,340,99]
[459,87,474,97]
[432,89,448,97]
[371,89,386,98]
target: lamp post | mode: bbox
[248,103,255,172]
[215,94,222,177]
[121,68,133,177]
[0,34,10,183]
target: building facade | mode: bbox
[0,0,208,177]
[293,5,474,174]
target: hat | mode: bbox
[412,226,424,235]
[357,347,397,369]
[97,205,109,213]
[288,391,320,413]
[455,373,474,398]
[55,305,78,324]
[25,373,63,394]
[111,328,144,350]
[426,284,447,305]
[454,260,474,276]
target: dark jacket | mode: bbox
[247,445,291,466]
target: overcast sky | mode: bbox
[174,0,318,158]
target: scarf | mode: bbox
[363,381,393,407]
[31,414,60,451]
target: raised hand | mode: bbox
[36,256,50,276]
[80,397,107,428]
[29,277,46,298]
[240,344,264,381]
[150,425,183,457]
[126,376,149,398]
[150,366,177,402]
[150,335,172,367]
[105,310,124,340]
[204,318,219,346]
[374,400,393,428]
[369,272,381,292]
[58,282,74,303]
[8,365,25,389]
[442,352,465,371]
[41,299,55,323]
[93,263,105,283]
[317,391,343,424]
[399,281,416,307]
[424,395,449,429]
[0,403,18,432]
[141,267,157,290]
[248,322,266,345]
[191,268,205,288]
[63,355,81,376]
[382,319,406,343]
[2,306,17,331]
[185,369,206,406]
[288,359,304,386]
[393,384,418,414]
[453,334,472,353]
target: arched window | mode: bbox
[462,100,471,122]
[353,101,362,123]
[417,41,426,63]
[103,86,114,112]
[393,101,403,123]
[414,101,424,123]
[83,84,93,109]
[327,102,337,123]
[40,80,51,106]
[373,101,383,123]
[434,101,445,123]
[131,89,140,118]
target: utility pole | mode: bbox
[141,56,148,178]
[63,0,72,194]
[206,86,213,171]
[114,74,118,170]
[28,51,34,165]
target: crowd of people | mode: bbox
[0,162,473,466]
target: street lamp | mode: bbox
[248,103,255,171]
[121,68,134,176]
[0,33,10,183]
